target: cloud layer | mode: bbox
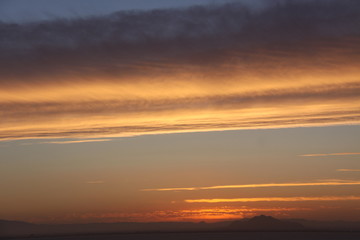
[142,180,360,192]
[28,206,309,223]
[337,169,360,172]
[185,196,360,203]
[300,152,360,157]
[1,0,360,141]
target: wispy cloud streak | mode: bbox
[40,139,112,144]
[185,196,360,203]
[301,153,360,157]
[143,180,360,192]
[337,169,360,172]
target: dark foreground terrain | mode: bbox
[11,232,360,240]
[2,216,360,239]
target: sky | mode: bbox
[0,0,265,22]
[0,0,360,224]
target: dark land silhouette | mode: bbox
[229,215,305,231]
[2,215,360,239]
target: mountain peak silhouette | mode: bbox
[229,215,305,231]
[249,215,277,222]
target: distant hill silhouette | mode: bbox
[229,215,305,231]
[0,220,38,237]
[0,220,215,238]
[2,216,360,238]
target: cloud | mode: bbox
[168,207,310,219]
[337,169,360,172]
[1,0,360,141]
[29,206,310,223]
[136,207,310,221]
[142,180,360,192]
[300,153,360,157]
[40,139,112,144]
[185,196,360,203]
[18,138,112,145]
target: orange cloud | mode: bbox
[142,180,360,192]
[300,153,360,157]
[30,207,310,223]
[337,169,360,172]
[152,207,310,221]
[185,196,360,203]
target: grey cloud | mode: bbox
[0,0,359,84]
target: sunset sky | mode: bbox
[0,0,360,224]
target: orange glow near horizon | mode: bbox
[25,207,312,224]
[167,207,311,222]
